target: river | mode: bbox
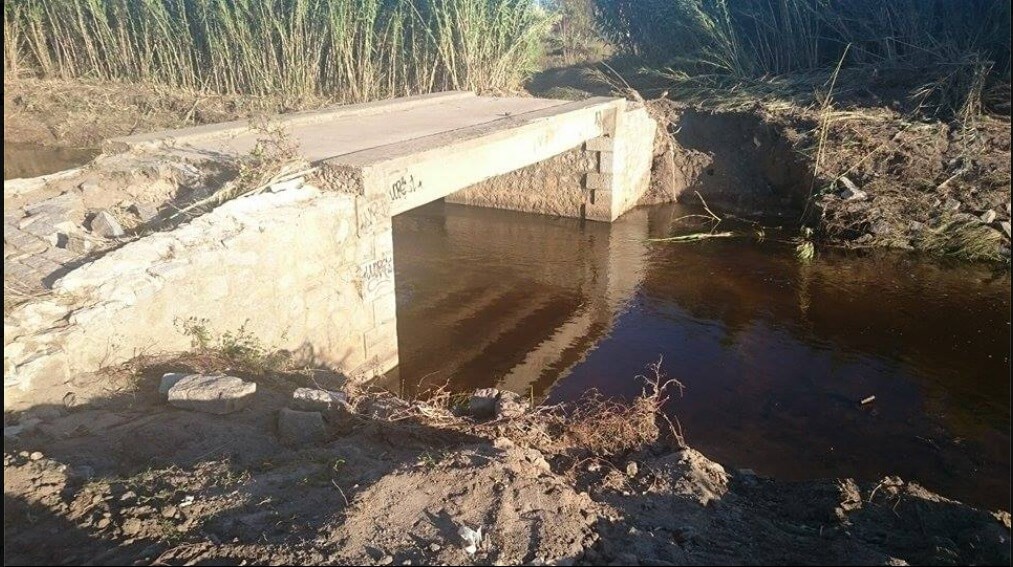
[388,200,1011,511]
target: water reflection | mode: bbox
[3,142,98,180]
[390,200,1010,510]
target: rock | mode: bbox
[166,374,256,415]
[495,391,527,419]
[980,209,998,224]
[129,202,160,223]
[121,518,143,537]
[625,461,639,477]
[907,220,926,233]
[161,505,178,519]
[837,177,866,201]
[291,387,348,412]
[158,373,188,396]
[361,396,408,420]
[56,231,94,254]
[277,408,326,445]
[29,451,44,461]
[869,219,893,235]
[468,388,500,418]
[1001,221,1011,239]
[96,517,111,529]
[89,210,125,238]
[941,198,962,212]
[377,555,394,566]
[24,193,84,218]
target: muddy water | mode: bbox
[3,142,99,180]
[388,201,1011,510]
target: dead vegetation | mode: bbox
[5,339,1010,566]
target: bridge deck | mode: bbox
[111,92,587,163]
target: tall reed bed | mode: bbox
[596,0,1011,117]
[3,0,549,101]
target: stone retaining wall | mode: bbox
[4,181,396,410]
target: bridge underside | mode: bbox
[4,93,657,408]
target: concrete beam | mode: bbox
[331,97,625,216]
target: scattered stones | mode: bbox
[941,198,962,212]
[468,388,527,419]
[166,374,256,415]
[56,231,94,254]
[129,202,160,223]
[277,408,326,445]
[837,177,866,201]
[980,209,997,224]
[468,388,500,418]
[625,461,639,477]
[89,210,125,238]
[24,192,84,219]
[121,518,143,537]
[291,387,348,412]
[158,372,188,396]
[495,391,527,419]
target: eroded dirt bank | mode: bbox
[4,358,1010,566]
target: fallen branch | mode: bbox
[647,231,736,243]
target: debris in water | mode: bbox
[860,395,876,405]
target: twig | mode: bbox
[647,231,736,242]
[331,479,350,506]
[695,191,722,222]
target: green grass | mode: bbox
[3,0,550,102]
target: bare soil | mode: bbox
[4,359,1010,566]
[3,78,330,149]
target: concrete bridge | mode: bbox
[4,92,656,409]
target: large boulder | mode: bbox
[166,374,256,415]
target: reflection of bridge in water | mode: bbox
[387,201,653,400]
